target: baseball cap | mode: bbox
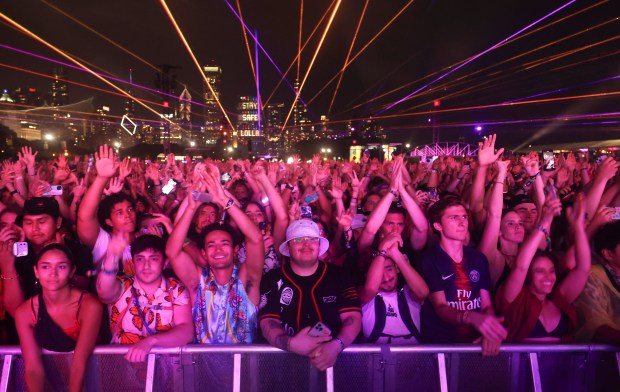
[507,194,535,211]
[279,219,329,257]
[23,197,60,218]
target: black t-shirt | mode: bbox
[259,261,361,337]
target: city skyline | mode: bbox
[1,0,618,148]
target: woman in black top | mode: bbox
[15,244,102,392]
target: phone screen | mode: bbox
[161,179,176,195]
[542,151,555,171]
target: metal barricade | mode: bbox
[0,344,617,392]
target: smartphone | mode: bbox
[542,151,555,171]
[161,179,176,195]
[191,191,213,203]
[596,155,608,165]
[221,173,232,184]
[308,322,332,337]
[300,204,312,218]
[13,242,28,257]
[611,207,620,220]
[43,185,63,196]
[351,214,368,230]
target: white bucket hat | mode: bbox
[279,219,330,257]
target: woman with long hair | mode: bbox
[14,244,102,392]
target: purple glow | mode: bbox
[380,0,578,114]
[0,43,209,109]
[475,126,482,132]
[222,0,312,111]
[501,75,620,104]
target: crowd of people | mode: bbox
[0,136,618,391]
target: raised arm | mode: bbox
[395,158,428,250]
[478,160,509,284]
[584,158,618,219]
[77,145,118,248]
[165,187,203,293]
[470,134,504,226]
[357,166,402,254]
[95,234,128,304]
[252,164,289,254]
[558,195,591,303]
[203,166,264,305]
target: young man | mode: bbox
[165,167,264,343]
[420,197,507,355]
[357,157,428,268]
[359,232,429,344]
[1,198,92,319]
[96,234,193,362]
[574,221,620,344]
[259,219,362,371]
[78,144,136,274]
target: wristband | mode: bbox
[101,265,118,276]
[223,199,235,211]
[389,189,398,198]
[372,250,388,258]
[332,337,345,352]
[529,172,540,180]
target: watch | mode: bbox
[372,250,388,258]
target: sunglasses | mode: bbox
[291,236,320,244]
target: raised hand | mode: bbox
[477,134,504,167]
[103,177,124,196]
[118,158,131,181]
[94,145,118,179]
[330,176,344,200]
[18,146,38,169]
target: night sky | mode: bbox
[1,0,618,148]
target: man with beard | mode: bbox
[259,219,362,370]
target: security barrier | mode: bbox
[0,344,618,392]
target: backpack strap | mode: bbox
[366,294,387,343]
[397,288,421,341]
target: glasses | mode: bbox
[291,236,320,244]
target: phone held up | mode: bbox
[43,185,63,196]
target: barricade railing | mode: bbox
[0,344,618,392]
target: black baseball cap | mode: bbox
[23,197,60,218]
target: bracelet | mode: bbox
[494,181,504,185]
[100,265,118,276]
[0,274,20,280]
[529,172,540,180]
[332,337,345,352]
[536,225,552,250]
[372,249,388,258]
[389,189,398,198]
[223,199,235,211]
[285,184,294,191]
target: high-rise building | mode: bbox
[203,64,222,145]
[264,103,285,140]
[94,105,112,145]
[11,87,42,108]
[291,79,312,141]
[49,67,69,107]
